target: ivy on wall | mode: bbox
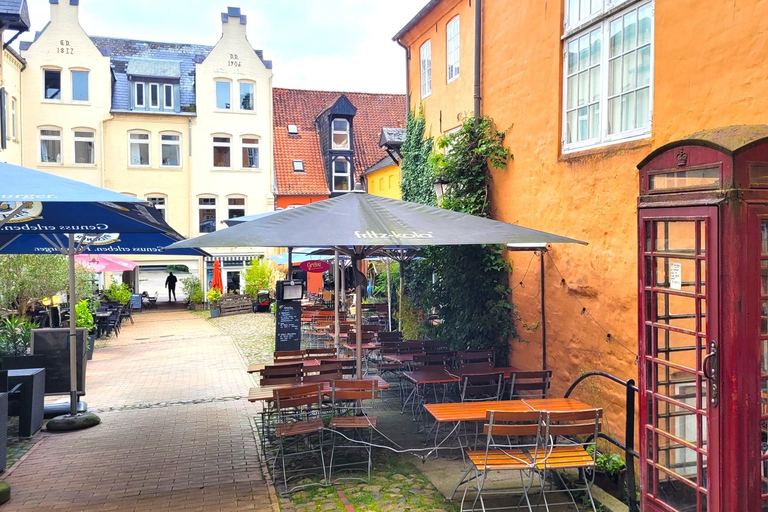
[399,112,517,364]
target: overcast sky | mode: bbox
[22,0,423,94]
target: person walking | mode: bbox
[165,272,178,302]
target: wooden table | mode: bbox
[246,357,354,374]
[423,397,597,457]
[247,375,389,402]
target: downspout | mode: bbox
[474,0,482,117]
[100,115,112,188]
[395,38,410,117]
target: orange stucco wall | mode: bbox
[398,0,475,137]
[400,0,768,444]
[275,195,328,210]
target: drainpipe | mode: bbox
[395,38,410,116]
[100,115,112,188]
[474,0,482,117]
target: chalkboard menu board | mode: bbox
[30,328,87,395]
[275,301,302,351]
[130,294,142,310]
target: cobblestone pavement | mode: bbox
[0,306,277,512]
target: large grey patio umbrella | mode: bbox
[168,191,586,378]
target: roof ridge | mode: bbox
[274,87,405,98]
[90,35,214,50]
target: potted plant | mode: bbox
[104,283,131,305]
[0,315,36,358]
[75,299,96,360]
[182,276,205,310]
[207,288,222,318]
[589,448,627,500]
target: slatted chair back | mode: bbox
[537,409,602,486]
[302,362,344,383]
[380,341,399,355]
[482,409,544,438]
[331,379,380,402]
[306,348,336,358]
[359,323,382,333]
[412,353,448,367]
[397,341,424,354]
[260,374,301,386]
[459,361,495,373]
[545,409,603,438]
[508,370,552,399]
[336,359,357,377]
[273,350,306,363]
[260,363,304,377]
[377,331,403,343]
[457,350,495,366]
[273,383,323,418]
[460,372,504,402]
[423,339,448,352]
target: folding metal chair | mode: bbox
[272,383,327,494]
[328,379,379,482]
[273,350,306,363]
[452,409,545,512]
[508,370,552,399]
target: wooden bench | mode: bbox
[219,294,253,317]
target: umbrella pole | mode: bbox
[340,260,346,312]
[386,258,391,332]
[540,250,546,371]
[68,235,78,417]
[287,247,293,278]
[334,250,340,357]
[356,283,362,380]
[398,261,404,332]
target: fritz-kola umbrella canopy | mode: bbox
[0,162,205,420]
[169,191,586,378]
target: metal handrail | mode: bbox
[564,371,639,512]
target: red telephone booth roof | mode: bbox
[638,124,768,168]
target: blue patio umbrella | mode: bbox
[0,162,205,418]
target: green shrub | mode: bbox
[244,259,273,297]
[207,288,222,305]
[0,316,37,357]
[75,299,94,331]
[182,276,203,303]
[104,283,131,305]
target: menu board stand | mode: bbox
[275,300,302,351]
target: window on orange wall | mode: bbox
[562,0,653,152]
[446,17,460,82]
[420,40,432,98]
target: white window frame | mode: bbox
[293,160,304,172]
[241,136,260,169]
[446,16,460,83]
[135,82,145,108]
[149,83,160,109]
[564,0,638,35]
[198,196,217,234]
[215,79,232,110]
[420,40,432,98]
[10,97,16,141]
[163,84,174,110]
[42,68,62,101]
[160,132,182,168]
[71,69,89,103]
[212,135,232,169]
[239,81,255,112]
[332,156,351,192]
[73,129,95,165]
[227,196,246,220]
[128,130,151,167]
[39,127,62,164]
[147,195,167,220]
[331,118,350,150]
[561,0,654,153]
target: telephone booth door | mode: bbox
[637,125,768,512]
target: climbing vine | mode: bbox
[400,113,517,363]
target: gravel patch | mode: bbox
[209,312,276,365]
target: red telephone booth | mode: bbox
[637,125,768,512]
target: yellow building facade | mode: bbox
[18,1,274,295]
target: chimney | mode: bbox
[49,0,80,25]
[221,7,247,39]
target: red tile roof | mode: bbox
[273,88,406,196]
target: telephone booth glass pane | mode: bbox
[643,218,710,512]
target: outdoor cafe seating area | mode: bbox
[247,303,604,510]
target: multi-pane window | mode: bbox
[563,1,653,151]
[242,138,259,168]
[228,197,245,219]
[333,157,350,191]
[39,128,61,163]
[74,130,95,164]
[72,70,88,102]
[43,69,61,100]
[332,119,350,150]
[213,136,231,168]
[129,132,150,166]
[10,98,16,141]
[148,196,166,219]
[198,197,216,233]
[240,82,254,111]
[160,133,181,167]
[135,82,145,108]
[420,40,432,98]
[216,80,231,109]
[149,83,160,108]
[163,84,173,109]
[446,17,460,82]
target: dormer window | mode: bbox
[332,118,350,150]
[149,83,160,108]
[293,160,304,172]
[287,124,299,135]
[135,82,145,108]
[333,156,350,191]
